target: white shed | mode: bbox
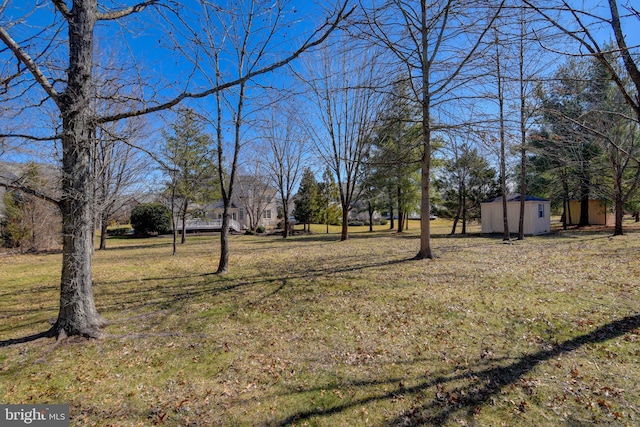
[481,194,551,235]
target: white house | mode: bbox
[206,176,279,231]
[481,194,551,235]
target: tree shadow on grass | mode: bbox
[275,314,640,426]
[0,330,56,347]
[0,254,416,346]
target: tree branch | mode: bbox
[523,0,640,120]
[97,0,158,21]
[0,181,62,209]
[98,2,355,124]
[608,0,640,103]
[51,0,71,19]
[0,26,59,104]
[0,133,59,141]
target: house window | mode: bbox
[232,212,237,220]
[239,208,244,220]
[262,209,271,219]
[538,204,545,218]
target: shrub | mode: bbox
[256,225,266,234]
[106,226,133,236]
[130,203,172,237]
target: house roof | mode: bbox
[208,200,239,210]
[483,194,549,203]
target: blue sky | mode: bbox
[1,1,638,170]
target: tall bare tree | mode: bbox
[0,1,351,339]
[259,103,306,238]
[359,0,505,258]
[298,38,383,241]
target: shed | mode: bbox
[481,194,551,235]
[564,200,614,226]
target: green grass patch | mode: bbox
[1,220,640,426]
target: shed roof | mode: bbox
[483,193,549,203]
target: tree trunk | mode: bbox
[52,0,105,338]
[217,204,230,274]
[496,31,509,242]
[517,10,527,241]
[340,207,349,241]
[450,184,462,235]
[450,211,460,235]
[99,211,108,250]
[579,169,590,227]
[283,212,290,238]
[368,201,374,232]
[461,188,467,235]
[397,185,403,233]
[562,173,570,229]
[416,0,433,259]
[181,200,188,244]
[613,197,623,236]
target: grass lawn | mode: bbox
[1,219,639,426]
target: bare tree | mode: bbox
[358,0,505,258]
[93,119,150,251]
[0,1,351,338]
[236,170,276,233]
[259,104,306,238]
[491,29,511,241]
[298,38,383,241]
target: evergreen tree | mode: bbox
[293,168,319,232]
[162,110,217,253]
[533,59,607,227]
[368,80,422,232]
[316,167,341,233]
[436,144,500,234]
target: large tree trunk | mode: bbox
[613,172,624,236]
[416,0,433,259]
[52,0,105,338]
[613,197,624,236]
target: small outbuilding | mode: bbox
[564,199,614,226]
[481,194,551,236]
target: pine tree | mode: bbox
[293,168,319,232]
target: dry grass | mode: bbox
[1,219,639,426]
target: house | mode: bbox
[207,176,279,231]
[564,199,614,226]
[481,194,551,235]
